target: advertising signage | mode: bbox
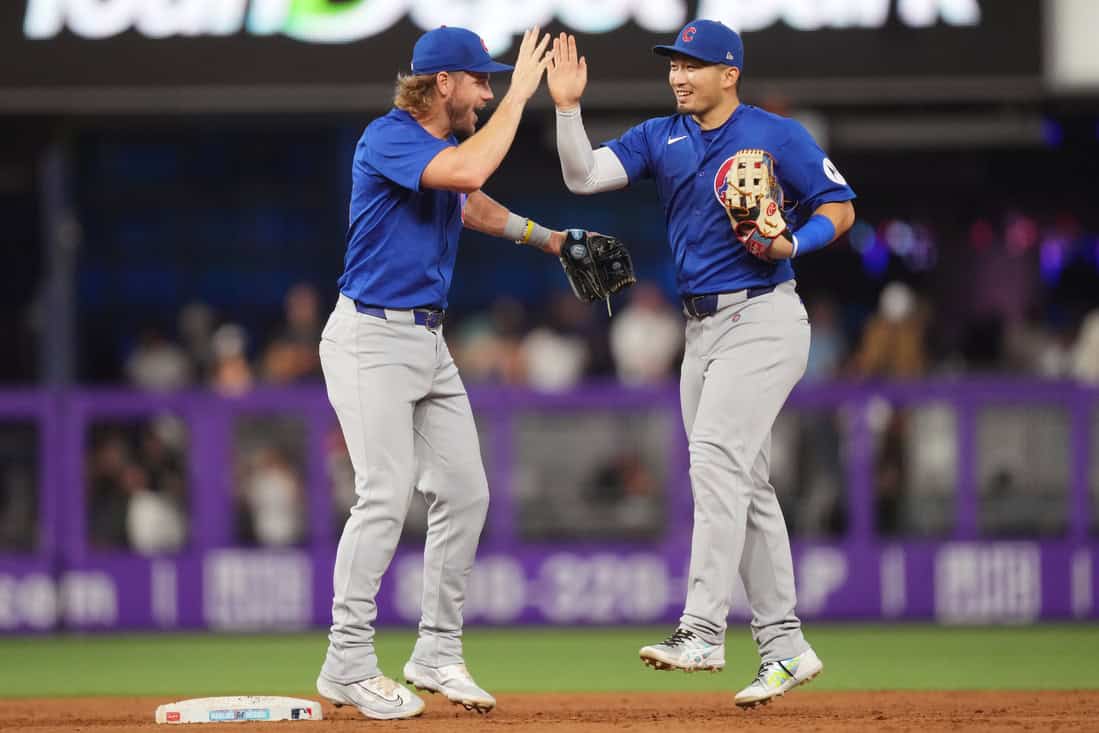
[0,0,1040,111]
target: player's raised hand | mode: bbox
[547,33,588,110]
[508,27,553,102]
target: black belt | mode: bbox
[682,285,775,319]
[354,302,445,330]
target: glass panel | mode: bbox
[86,414,189,553]
[0,421,39,552]
[977,405,1068,537]
[515,409,669,541]
[877,402,957,537]
[232,413,308,547]
[772,408,847,538]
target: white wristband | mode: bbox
[526,223,553,249]
[504,212,528,242]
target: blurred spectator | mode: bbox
[1071,309,1099,383]
[141,415,187,499]
[87,419,188,554]
[608,283,683,384]
[873,406,907,535]
[0,424,38,551]
[586,451,662,536]
[210,323,254,396]
[261,283,323,384]
[125,464,186,554]
[450,297,527,385]
[88,431,133,548]
[520,293,593,391]
[1002,313,1075,379]
[803,297,846,381]
[850,283,931,534]
[125,327,192,391]
[238,446,305,547]
[851,282,928,379]
[1003,312,1059,376]
[178,301,216,380]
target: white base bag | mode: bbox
[155,696,323,724]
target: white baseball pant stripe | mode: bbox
[678,279,811,662]
[319,294,489,683]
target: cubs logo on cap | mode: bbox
[653,19,744,70]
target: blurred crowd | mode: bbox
[120,272,1099,399]
[88,416,188,554]
[120,280,687,394]
[13,271,1099,555]
[125,282,325,395]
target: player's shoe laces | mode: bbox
[734,648,823,708]
[315,673,425,720]
[639,627,725,672]
[403,661,496,714]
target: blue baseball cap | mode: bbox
[652,19,744,69]
[411,26,513,75]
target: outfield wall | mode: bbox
[0,380,1096,631]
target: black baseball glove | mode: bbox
[559,229,637,309]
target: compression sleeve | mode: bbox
[556,107,630,194]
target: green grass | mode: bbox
[1,625,1097,697]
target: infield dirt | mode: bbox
[5,691,1099,732]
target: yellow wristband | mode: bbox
[520,218,535,244]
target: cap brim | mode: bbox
[466,60,513,73]
[651,45,718,64]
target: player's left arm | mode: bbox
[461,190,566,256]
[768,200,855,260]
[767,120,858,260]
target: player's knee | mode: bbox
[689,438,753,488]
[434,470,489,516]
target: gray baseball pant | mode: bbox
[678,280,811,662]
[319,294,489,683]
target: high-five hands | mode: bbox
[508,27,553,102]
[547,33,588,110]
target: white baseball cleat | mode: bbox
[315,673,425,720]
[734,648,823,708]
[403,660,496,714]
[639,627,725,672]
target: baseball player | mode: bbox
[315,26,566,719]
[548,21,856,707]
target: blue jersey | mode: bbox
[603,104,856,296]
[339,109,461,309]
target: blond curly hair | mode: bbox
[393,73,438,118]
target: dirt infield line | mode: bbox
[4,690,1098,732]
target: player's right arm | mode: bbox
[548,33,631,195]
[421,28,552,193]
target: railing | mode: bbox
[0,379,1095,631]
